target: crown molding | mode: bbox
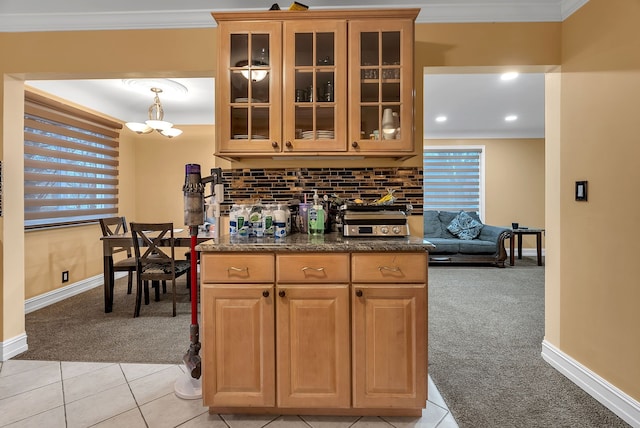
[0,1,589,32]
[561,0,590,20]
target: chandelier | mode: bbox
[125,87,183,138]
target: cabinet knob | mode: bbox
[351,141,359,148]
[262,290,270,298]
[285,141,293,148]
[355,289,363,297]
[279,290,286,298]
[271,141,278,148]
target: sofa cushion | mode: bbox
[458,239,496,254]
[447,211,483,240]
[424,238,460,254]
[423,210,442,238]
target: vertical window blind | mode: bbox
[24,90,123,229]
[423,147,483,213]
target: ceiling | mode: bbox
[17,1,585,139]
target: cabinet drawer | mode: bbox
[276,253,349,283]
[201,253,274,283]
[351,252,427,283]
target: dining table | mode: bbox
[100,228,216,313]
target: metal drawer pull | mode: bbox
[301,266,325,272]
[227,266,248,273]
[378,266,401,272]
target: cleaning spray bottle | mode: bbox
[308,190,325,235]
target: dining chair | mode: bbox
[130,222,191,317]
[99,216,136,295]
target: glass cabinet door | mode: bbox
[348,20,414,153]
[217,21,282,153]
[283,21,347,152]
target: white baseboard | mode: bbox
[1,333,28,361]
[542,340,640,427]
[506,248,546,257]
[24,273,121,314]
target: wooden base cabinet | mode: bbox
[352,284,427,409]
[201,251,427,415]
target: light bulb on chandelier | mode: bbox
[125,87,183,138]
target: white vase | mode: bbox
[381,108,396,140]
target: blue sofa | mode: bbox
[424,210,511,268]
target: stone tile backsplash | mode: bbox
[219,167,423,214]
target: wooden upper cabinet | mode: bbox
[216,20,282,154]
[348,19,415,154]
[212,9,418,159]
[282,20,348,152]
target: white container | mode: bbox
[274,204,287,238]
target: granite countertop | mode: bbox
[196,232,435,252]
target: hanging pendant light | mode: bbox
[126,87,183,138]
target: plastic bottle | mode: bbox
[229,204,239,235]
[263,204,275,236]
[237,204,249,238]
[274,204,287,238]
[308,190,325,235]
[250,204,263,237]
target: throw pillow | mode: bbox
[447,211,483,240]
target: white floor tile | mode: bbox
[120,362,178,383]
[176,411,226,427]
[139,391,209,428]
[434,413,459,428]
[1,360,58,378]
[351,416,394,427]
[427,376,449,411]
[65,383,137,428]
[2,405,66,428]
[0,381,64,426]
[0,360,61,400]
[220,413,280,428]
[299,414,361,428]
[92,408,147,428]
[61,361,116,380]
[382,401,449,428]
[0,360,458,428]
[128,364,185,405]
[62,363,127,403]
[265,415,310,428]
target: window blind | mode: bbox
[24,90,123,229]
[423,147,483,212]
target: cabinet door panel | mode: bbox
[276,284,351,408]
[352,284,427,409]
[348,19,414,153]
[202,284,275,407]
[217,21,282,153]
[282,20,347,152]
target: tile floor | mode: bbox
[0,359,458,428]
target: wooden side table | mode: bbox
[510,228,545,266]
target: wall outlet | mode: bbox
[62,271,69,283]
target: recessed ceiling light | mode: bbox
[435,116,447,123]
[500,72,519,81]
[505,115,518,122]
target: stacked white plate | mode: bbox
[301,130,334,139]
[233,134,268,139]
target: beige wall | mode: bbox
[558,0,640,400]
[426,139,545,249]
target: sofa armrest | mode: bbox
[478,224,511,243]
